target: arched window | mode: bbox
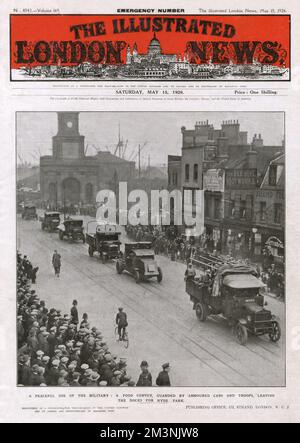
[85,183,93,203]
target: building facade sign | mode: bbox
[203,169,224,192]
[226,169,257,188]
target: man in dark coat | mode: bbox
[17,316,25,346]
[48,360,60,386]
[136,361,152,387]
[115,307,128,341]
[70,300,79,326]
[18,355,31,386]
[156,363,171,386]
[52,250,61,277]
[30,266,39,284]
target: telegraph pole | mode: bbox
[138,144,141,178]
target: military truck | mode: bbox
[40,211,61,232]
[186,250,281,345]
[22,205,38,220]
[86,222,121,263]
[58,218,85,243]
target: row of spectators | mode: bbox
[125,225,285,300]
[17,252,135,387]
[40,202,96,217]
[125,225,194,263]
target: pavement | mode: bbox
[17,213,286,387]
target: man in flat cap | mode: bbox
[156,363,171,387]
[29,364,44,386]
[48,360,60,386]
[18,354,31,386]
[70,372,81,387]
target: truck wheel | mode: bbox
[195,302,208,322]
[134,270,141,283]
[269,321,281,342]
[59,231,64,240]
[116,261,123,274]
[41,224,45,230]
[88,246,94,257]
[157,267,163,283]
[235,323,248,346]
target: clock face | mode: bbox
[67,121,73,128]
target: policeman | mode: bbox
[156,363,171,386]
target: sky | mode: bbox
[17,111,284,166]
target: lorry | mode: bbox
[186,250,281,345]
[85,221,121,263]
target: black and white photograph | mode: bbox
[16,111,285,388]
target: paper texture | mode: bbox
[0,0,299,423]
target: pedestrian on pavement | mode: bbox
[52,250,61,277]
[70,300,79,327]
[136,361,152,387]
[156,362,171,386]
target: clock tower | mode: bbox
[52,112,85,159]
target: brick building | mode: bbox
[40,112,135,206]
[167,119,284,257]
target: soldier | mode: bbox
[136,361,152,387]
[156,363,171,386]
[184,263,196,282]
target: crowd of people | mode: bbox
[17,252,136,387]
[125,225,285,299]
[17,252,172,387]
[125,225,194,263]
[40,202,96,217]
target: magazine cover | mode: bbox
[0,0,299,424]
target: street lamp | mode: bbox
[251,227,258,258]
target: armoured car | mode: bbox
[116,242,162,283]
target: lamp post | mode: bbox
[251,227,258,259]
